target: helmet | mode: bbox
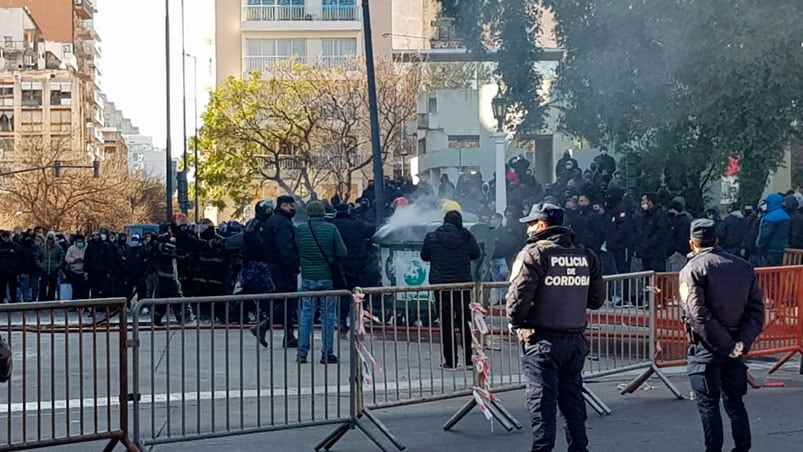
[254,199,275,220]
[170,212,189,226]
[442,200,461,213]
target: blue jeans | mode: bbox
[522,335,589,452]
[297,279,336,359]
[688,350,751,452]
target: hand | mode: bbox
[729,341,745,358]
[515,328,535,343]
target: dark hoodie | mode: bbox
[420,216,481,284]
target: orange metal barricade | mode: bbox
[782,249,803,266]
[652,266,803,374]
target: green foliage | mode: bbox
[439,0,803,205]
[439,0,547,136]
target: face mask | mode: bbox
[76,242,85,249]
[100,234,107,241]
[641,203,649,211]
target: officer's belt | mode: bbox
[530,328,584,339]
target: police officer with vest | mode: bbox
[506,203,605,452]
[680,219,764,452]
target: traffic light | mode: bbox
[92,160,100,178]
[53,160,62,177]
[176,170,189,213]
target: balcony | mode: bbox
[242,3,360,31]
[74,0,94,20]
[243,55,356,74]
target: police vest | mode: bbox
[528,243,591,332]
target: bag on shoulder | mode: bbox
[308,224,348,290]
[0,335,12,383]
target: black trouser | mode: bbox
[688,355,751,452]
[522,335,589,452]
[38,273,58,301]
[435,289,472,368]
[153,276,191,326]
[641,256,666,273]
[67,271,89,300]
[339,271,361,330]
[194,280,228,321]
[0,273,17,303]
[266,274,298,334]
[87,272,110,299]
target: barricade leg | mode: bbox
[767,350,803,374]
[318,293,405,452]
[622,363,684,399]
[582,384,611,416]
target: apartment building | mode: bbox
[215,0,393,83]
[0,7,93,160]
[6,0,104,157]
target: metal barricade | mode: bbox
[0,298,134,451]
[782,248,803,266]
[752,266,803,372]
[357,283,478,408]
[130,290,353,448]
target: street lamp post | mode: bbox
[184,52,199,223]
[491,80,508,216]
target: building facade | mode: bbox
[215,0,392,83]
[3,0,104,158]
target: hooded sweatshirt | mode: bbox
[420,223,481,284]
[756,193,790,254]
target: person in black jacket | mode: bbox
[634,192,669,272]
[264,195,300,347]
[125,234,150,303]
[783,195,803,249]
[0,231,22,303]
[420,210,481,370]
[84,232,110,299]
[332,204,376,333]
[719,204,747,255]
[740,204,762,267]
[681,219,764,452]
[667,201,692,272]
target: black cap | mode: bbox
[335,203,350,213]
[520,202,564,225]
[276,195,295,205]
[690,218,717,241]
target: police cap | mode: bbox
[690,218,717,242]
[519,202,564,225]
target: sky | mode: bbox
[94,0,215,156]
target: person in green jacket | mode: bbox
[35,233,65,301]
[295,201,347,364]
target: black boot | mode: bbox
[250,325,269,348]
[283,328,298,348]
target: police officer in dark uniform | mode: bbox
[152,213,199,326]
[680,219,764,452]
[506,203,605,452]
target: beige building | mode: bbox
[0,7,95,160]
[215,0,394,84]
[5,0,104,158]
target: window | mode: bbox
[428,97,437,113]
[49,81,72,106]
[244,39,306,71]
[0,137,12,158]
[20,110,42,132]
[448,135,480,149]
[322,0,356,20]
[418,138,427,155]
[322,38,357,68]
[245,0,305,21]
[0,111,12,132]
[21,81,42,107]
[0,86,12,107]
[50,110,72,132]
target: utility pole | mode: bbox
[164,0,173,219]
[179,0,189,215]
[361,0,385,221]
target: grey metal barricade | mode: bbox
[357,283,479,408]
[0,298,134,451]
[130,290,354,448]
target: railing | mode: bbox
[0,298,134,451]
[242,4,358,22]
[243,55,354,73]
